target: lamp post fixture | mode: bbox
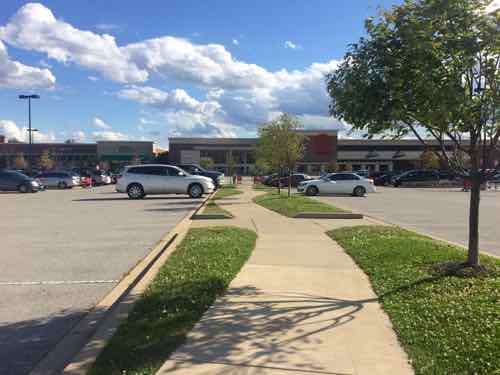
[18,94,40,174]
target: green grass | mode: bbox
[253,191,345,217]
[89,226,257,375]
[200,200,233,218]
[327,225,500,375]
[211,186,242,200]
[252,183,274,191]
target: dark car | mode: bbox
[176,164,224,187]
[0,170,42,193]
[374,171,401,186]
[393,169,439,187]
[274,173,313,187]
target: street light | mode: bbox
[18,94,40,173]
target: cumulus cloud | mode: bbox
[93,117,112,130]
[0,119,56,142]
[71,130,86,142]
[284,40,299,49]
[232,39,239,46]
[92,130,129,141]
[0,40,55,88]
[0,3,147,83]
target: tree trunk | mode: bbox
[277,167,281,195]
[288,167,292,197]
[467,174,481,267]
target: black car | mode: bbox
[274,173,313,187]
[393,169,439,187]
[176,164,224,187]
[0,170,43,193]
[374,171,401,186]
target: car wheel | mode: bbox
[58,181,67,189]
[306,185,319,196]
[188,183,203,198]
[353,186,366,197]
[18,183,30,193]
[127,183,145,199]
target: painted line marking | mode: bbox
[0,280,119,286]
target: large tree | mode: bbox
[327,0,499,267]
[257,113,305,196]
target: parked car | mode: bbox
[0,170,43,193]
[297,172,376,196]
[373,171,401,186]
[87,170,112,185]
[36,171,80,189]
[273,173,313,187]
[175,164,224,188]
[116,164,215,199]
[392,169,440,187]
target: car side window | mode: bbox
[166,167,184,176]
[329,174,340,181]
[342,174,359,180]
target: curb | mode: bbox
[191,214,232,220]
[294,212,363,219]
[28,196,208,375]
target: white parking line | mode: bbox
[0,280,119,286]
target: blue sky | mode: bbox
[0,0,401,146]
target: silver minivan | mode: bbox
[36,171,80,189]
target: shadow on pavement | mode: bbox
[73,196,202,202]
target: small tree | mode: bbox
[257,113,305,196]
[226,151,236,177]
[200,157,215,170]
[39,149,54,170]
[421,150,440,170]
[327,160,338,173]
[14,153,27,170]
[327,0,499,267]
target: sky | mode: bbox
[0,0,406,147]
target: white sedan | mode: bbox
[297,172,376,197]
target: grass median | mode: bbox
[212,185,242,200]
[327,225,500,375]
[89,226,257,375]
[253,191,344,217]
[197,185,241,218]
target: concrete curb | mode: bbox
[191,214,232,220]
[294,212,363,219]
[28,196,208,375]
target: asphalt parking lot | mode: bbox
[316,186,500,257]
[0,185,202,375]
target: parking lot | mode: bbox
[0,186,202,375]
[316,186,500,257]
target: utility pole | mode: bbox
[18,94,40,174]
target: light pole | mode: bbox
[18,94,40,174]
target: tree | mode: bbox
[14,153,27,170]
[327,160,338,173]
[421,150,440,170]
[39,149,54,170]
[226,151,236,178]
[257,113,305,196]
[327,0,499,267]
[200,157,215,170]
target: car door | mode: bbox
[166,166,188,193]
[321,174,341,194]
[341,173,362,193]
[0,172,16,191]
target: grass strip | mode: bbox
[211,186,242,200]
[327,225,500,375]
[253,191,345,217]
[89,226,257,375]
[252,183,274,191]
[200,200,234,217]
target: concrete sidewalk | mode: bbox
[157,186,414,375]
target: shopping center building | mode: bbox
[168,131,462,175]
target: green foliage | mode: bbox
[327,0,499,171]
[211,187,242,200]
[200,157,215,170]
[328,226,500,375]
[253,191,345,217]
[89,227,257,375]
[39,149,54,170]
[420,150,440,170]
[256,113,306,196]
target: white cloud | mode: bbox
[284,40,299,50]
[92,130,129,141]
[88,75,99,81]
[232,39,239,46]
[0,40,55,88]
[95,23,120,32]
[0,119,56,142]
[71,130,86,142]
[93,117,112,130]
[0,3,147,83]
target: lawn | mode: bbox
[200,199,233,218]
[253,191,344,217]
[211,185,242,200]
[89,226,257,375]
[327,225,500,375]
